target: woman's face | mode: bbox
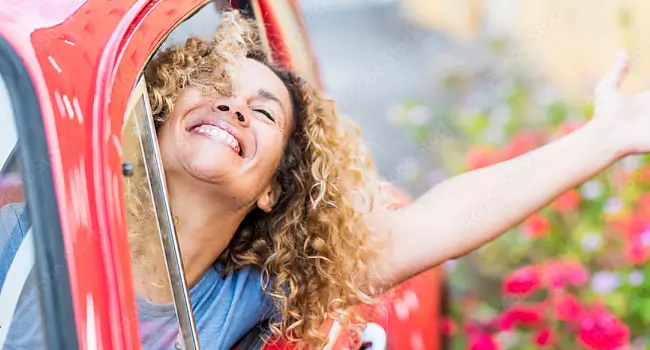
[158,58,294,211]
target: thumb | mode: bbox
[599,50,631,92]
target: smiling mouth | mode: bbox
[190,124,243,157]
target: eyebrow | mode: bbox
[257,88,285,111]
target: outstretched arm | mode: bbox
[370,51,650,287]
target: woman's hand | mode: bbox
[592,50,650,156]
[368,50,650,287]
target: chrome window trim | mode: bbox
[128,77,199,350]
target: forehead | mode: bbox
[235,59,293,116]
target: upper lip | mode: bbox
[187,118,245,157]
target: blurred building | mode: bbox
[299,0,469,194]
[400,0,650,97]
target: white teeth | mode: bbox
[195,125,240,151]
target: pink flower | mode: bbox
[464,321,484,336]
[533,328,554,347]
[502,265,542,297]
[623,241,649,265]
[578,305,629,350]
[495,304,544,331]
[544,259,588,289]
[467,333,500,350]
[553,293,583,323]
[441,317,456,336]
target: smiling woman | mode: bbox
[122,8,381,349]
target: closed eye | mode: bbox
[254,109,275,123]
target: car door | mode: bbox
[0,33,79,350]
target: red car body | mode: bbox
[0,1,444,349]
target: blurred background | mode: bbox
[298,0,650,349]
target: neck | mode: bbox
[167,177,248,288]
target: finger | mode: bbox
[601,50,631,90]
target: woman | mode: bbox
[124,8,650,348]
[127,11,382,349]
[3,8,650,350]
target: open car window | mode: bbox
[120,4,229,350]
[123,76,198,350]
[0,37,77,349]
[0,68,42,350]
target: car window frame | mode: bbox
[123,77,200,350]
[119,3,241,349]
[0,35,79,350]
[117,1,322,348]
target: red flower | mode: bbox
[578,305,629,350]
[466,146,499,170]
[502,265,542,297]
[623,240,649,265]
[502,131,545,160]
[556,120,586,137]
[552,189,581,212]
[496,304,544,331]
[553,293,583,323]
[464,321,484,335]
[522,213,550,238]
[635,193,650,214]
[467,333,500,350]
[441,317,456,336]
[638,167,650,185]
[621,215,650,265]
[533,328,554,347]
[623,213,650,240]
[544,259,588,289]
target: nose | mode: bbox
[213,97,250,127]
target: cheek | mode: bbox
[156,128,174,167]
[157,124,187,162]
[256,131,287,171]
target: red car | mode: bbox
[0,1,445,349]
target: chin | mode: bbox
[183,161,233,184]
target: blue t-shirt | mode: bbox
[0,204,274,350]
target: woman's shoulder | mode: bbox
[201,264,270,303]
[0,203,28,263]
[0,203,27,226]
[190,265,275,349]
[192,264,274,314]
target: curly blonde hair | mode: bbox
[129,9,385,348]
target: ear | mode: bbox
[256,180,281,213]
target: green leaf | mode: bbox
[605,293,627,316]
[640,299,650,323]
[467,113,489,135]
[546,101,569,126]
[410,125,430,144]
